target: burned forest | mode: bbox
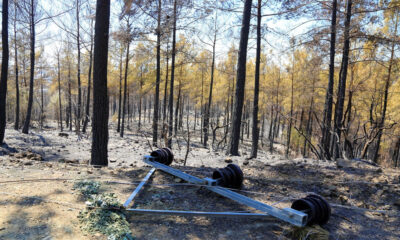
[0,0,400,239]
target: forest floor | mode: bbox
[0,122,400,240]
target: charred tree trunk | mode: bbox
[163,39,169,123]
[127,89,131,129]
[82,19,94,133]
[117,48,123,132]
[13,4,19,131]
[332,0,352,159]
[228,0,252,156]
[268,106,273,140]
[76,0,82,133]
[372,10,398,163]
[174,81,181,136]
[139,69,143,130]
[250,0,262,159]
[0,0,9,143]
[90,0,110,166]
[286,52,295,158]
[40,70,44,129]
[321,0,337,160]
[168,0,177,148]
[57,52,63,132]
[200,69,204,143]
[22,0,35,134]
[261,114,265,146]
[152,0,162,145]
[22,45,27,88]
[343,66,354,158]
[303,101,314,157]
[120,38,130,138]
[203,24,217,147]
[179,96,183,129]
[270,107,278,153]
[68,62,72,131]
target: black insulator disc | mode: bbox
[157,149,166,164]
[212,169,228,187]
[291,198,317,225]
[162,147,174,165]
[307,194,331,225]
[227,164,243,188]
[159,148,169,165]
[224,167,238,187]
[306,195,325,224]
[221,168,234,186]
[305,196,322,224]
[150,149,163,163]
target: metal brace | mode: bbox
[124,156,308,227]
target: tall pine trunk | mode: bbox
[163,40,169,123]
[286,48,295,158]
[250,0,261,158]
[333,0,352,159]
[91,0,110,166]
[120,39,130,138]
[82,19,94,133]
[174,80,181,136]
[200,69,204,143]
[152,0,162,145]
[138,70,143,130]
[117,48,123,132]
[22,0,35,134]
[68,62,72,131]
[76,0,82,133]
[40,70,44,129]
[229,0,252,156]
[203,18,217,147]
[303,78,315,157]
[0,0,9,143]
[13,4,19,131]
[372,9,398,163]
[57,52,63,131]
[321,0,337,160]
[168,0,177,148]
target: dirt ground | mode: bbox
[0,123,400,240]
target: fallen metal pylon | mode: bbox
[124,148,331,227]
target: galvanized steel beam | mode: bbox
[126,208,273,219]
[143,156,308,227]
[123,167,156,208]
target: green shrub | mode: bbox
[73,180,101,197]
[77,189,133,240]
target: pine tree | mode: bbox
[91,0,111,166]
[250,0,262,159]
[0,0,9,144]
[229,0,252,156]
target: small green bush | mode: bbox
[73,180,101,197]
[76,185,133,240]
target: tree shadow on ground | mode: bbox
[0,193,57,240]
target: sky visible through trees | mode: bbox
[30,1,309,67]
